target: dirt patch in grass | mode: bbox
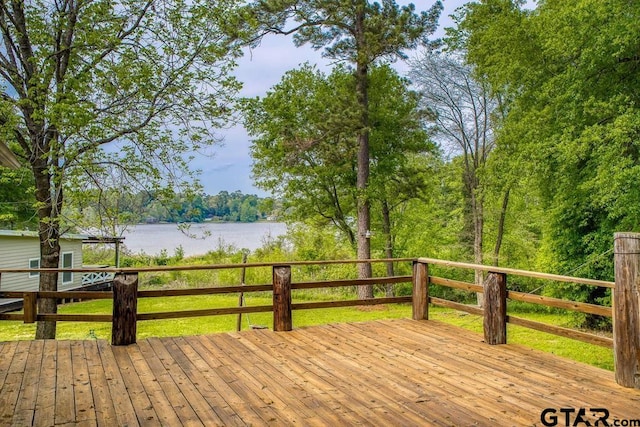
[356,304,388,312]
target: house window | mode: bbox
[61,252,73,284]
[29,258,40,278]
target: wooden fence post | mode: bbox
[614,232,640,389]
[23,292,37,324]
[412,261,429,320]
[483,272,507,345]
[112,273,138,346]
[273,265,292,332]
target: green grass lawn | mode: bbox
[0,295,614,371]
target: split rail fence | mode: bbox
[0,232,638,389]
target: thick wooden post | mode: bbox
[23,292,37,324]
[112,273,138,346]
[614,232,640,388]
[412,261,429,320]
[273,265,292,332]
[483,272,507,345]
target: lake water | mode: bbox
[120,222,287,257]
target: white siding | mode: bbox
[59,240,83,290]
[0,235,84,292]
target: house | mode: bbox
[0,230,85,293]
[0,230,124,311]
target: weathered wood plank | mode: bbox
[0,340,31,425]
[483,272,507,344]
[282,328,454,426]
[508,290,612,317]
[0,341,18,390]
[136,304,273,321]
[55,341,76,425]
[251,329,426,426]
[312,322,534,425]
[291,296,410,311]
[125,342,184,426]
[2,319,640,426]
[374,319,638,425]
[397,319,640,414]
[70,341,97,424]
[508,315,613,347]
[412,261,429,320]
[158,337,231,426]
[614,232,640,389]
[111,272,138,346]
[171,336,246,426]
[110,345,160,426]
[83,340,118,427]
[96,340,139,426]
[182,335,265,426]
[429,276,483,293]
[236,330,373,426]
[197,335,284,425]
[273,265,292,331]
[33,340,58,427]
[214,332,337,424]
[11,340,44,426]
[291,275,411,290]
[418,257,614,288]
[136,339,201,425]
[429,296,484,315]
[410,319,598,387]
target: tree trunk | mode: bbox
[472,188,484,307]
[492,188,510,267]
[33,159,60,340]
[382,200,394,297]
[354,3,372,299]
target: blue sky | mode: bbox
[197,0,469,196]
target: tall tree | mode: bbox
[245,64,433,281]
[245,0,442,297]
[0,0,242,338]
[410,51,499,294]
[367,65,433,294]
[452,0,640,323]
[246,64,361,246]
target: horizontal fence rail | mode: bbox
[1,239,638,389]
[0,259,415,333]
[419,271,614,348]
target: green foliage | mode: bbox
[244,0,443,283]
[245,64,436,259]
[443,0,638,328]
[0,0,244,337]
[67,190,279,229]
[246,0,443,64]
[245,64,359,242]
[0,166,35,230]
[452,0,640,273]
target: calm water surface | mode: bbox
[121,222,287,256]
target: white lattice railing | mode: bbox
[81,271,114,286]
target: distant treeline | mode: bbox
[133,190,279,223]
[71,190,281,225]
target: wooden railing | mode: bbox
[413,258,614,348]
[0,259,415,339]
[0,232,639,389]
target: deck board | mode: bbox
[1,318,639,426]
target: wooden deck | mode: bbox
[1,319,639,426]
